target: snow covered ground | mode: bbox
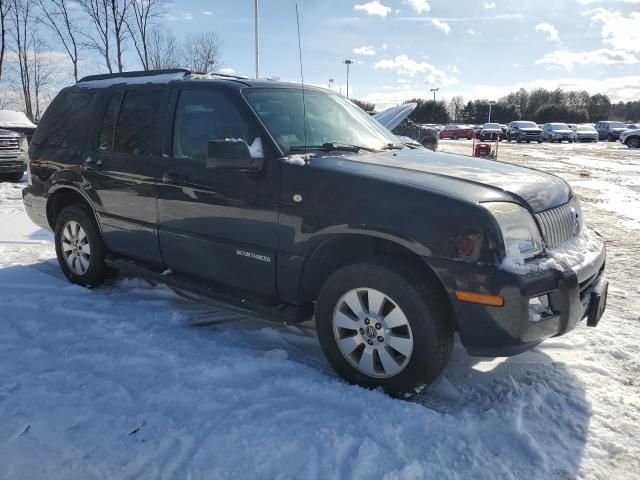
[1,141,639,479]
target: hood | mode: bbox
[374,103,416,131]
[612,127,629,132]
[312,148,571,213]
[517,127,542,132]
[0,110,36,129]
[551,129,574,134]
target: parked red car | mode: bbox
[439,124,475,140]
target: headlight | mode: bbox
[485,202,543,259]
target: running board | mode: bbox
[105,255,311,325]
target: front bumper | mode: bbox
[428,234,607,357]
[0,154,26,173]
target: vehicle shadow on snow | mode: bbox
[4,261,592,478]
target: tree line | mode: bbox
[0,0,222,121]
[355,88,639,126]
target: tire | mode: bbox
[315,260,454,396]
[54,204,111,287]
[608,134,615,142]
[0,171,24,182]
[453,135,459,140]
[627,137,640,148]
[516,135,522,143]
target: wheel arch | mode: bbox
[46,186,99,231]
[299,233,456,329]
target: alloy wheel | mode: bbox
[61,220,91,275]
[332,288,413,378]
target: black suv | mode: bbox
[23,69,608,395]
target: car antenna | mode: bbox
[295,3,308,156]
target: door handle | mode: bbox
[83,157,102,171]
[162,172,188,185]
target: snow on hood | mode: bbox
[0,110,36,129]
[374,103,416,131]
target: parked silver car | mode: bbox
[574,125,599,143]
[620,129,640,148]
[541,123,575,143]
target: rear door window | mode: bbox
[32,90,96,147]
[114,90,164,156]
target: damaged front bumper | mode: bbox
[427,231,607,357]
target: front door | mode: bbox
[155,87,280,297]
[87,87,168,265]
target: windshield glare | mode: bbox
[552,124,570,130]
[577,125,596,131]
[517,121,537,128]
[244,88,399,154]
[483,123,500,129]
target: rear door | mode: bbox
[87,87,169,265]
[155,86,280,297]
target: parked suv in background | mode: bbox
[595,121,629,142]
[439,124,475,140]
[506,121,543,143]
[541,123,575,143]
[0,128,28,182]
[478,123,502,141]
[23,69,608,396]
[574,125,599,143]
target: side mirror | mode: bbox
[206,138,264,171]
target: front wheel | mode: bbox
[608,134,615,142]
[315,261,453,396]
[55,205,112,287]
[627,137,640,148]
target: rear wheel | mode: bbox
[54,205,111,287]
[453,134,459,140]
[0,172,24,182]
[315,260,453,396]
[627,137,640,148]
[608,134,615,142]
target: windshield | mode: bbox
[577,125,596,131]
[551,124,570,130]
[244,88,399,154]
[483,123,500,129]
[609,121,626,128]
[516,121,537,128]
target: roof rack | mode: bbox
[78,68,191,83]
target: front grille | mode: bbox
[535,197,582,248]
[0,136,20,151]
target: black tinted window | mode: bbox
[32,90,95,147]
[114,90,164,156]
[173,90,256,161]
[97,92,123,151]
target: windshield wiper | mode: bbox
[290,143,378,153]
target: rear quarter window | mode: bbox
[31,90,96,147]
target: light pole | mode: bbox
[343,59,353,98]
[488,101,496,123]
[430,87,439,123]
[254,0,260,79]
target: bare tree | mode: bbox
[0,0,11,80]
[8,0,33,119]
[449,96,464,122]
[31,34,54,120]
[182,32,220,73]
[108,0,129,72]
[37,0,80,82]
[147,28,180,70]
[126,0,167,70]
[77,0,112,73]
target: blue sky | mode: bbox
[54,0,640,108]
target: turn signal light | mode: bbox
[455,290,504,307]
